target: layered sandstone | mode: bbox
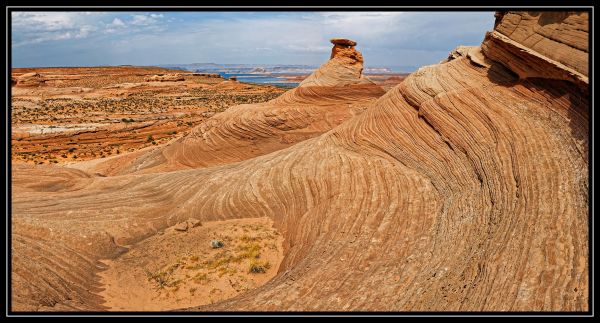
[11,11,588,312]
[14,72,46,87]
[300,38,373,88]
[80,39,384,175]
[145,74,185,82]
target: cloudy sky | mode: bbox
[11,11,495,70]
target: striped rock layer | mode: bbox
[11,11,588,311]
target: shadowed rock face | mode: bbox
[482,11,589,88]
[11,11,588,311]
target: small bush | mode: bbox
[248,260,270,274]
[211,240,224,249]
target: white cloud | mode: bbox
[104,17,126,34]
[12,12,77,31]
[74,24,96,38]
[110,18,125,27]
[130,14,163,26]
[12,12,103,46]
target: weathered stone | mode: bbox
[187,218,202,228]
[330,38,357,47]
[174,221,188,232]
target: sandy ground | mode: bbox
[97,217,283,311]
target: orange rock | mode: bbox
[11,11,588,312]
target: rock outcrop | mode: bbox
[145,74,185,82]
[11,11,588,312]
[82,39,384,175]
[300,38,373,87]
[482,11,589,88]
[14,72,46,87]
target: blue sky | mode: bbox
[12,11,496,69]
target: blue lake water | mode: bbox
[218,73,299,88]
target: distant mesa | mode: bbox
[250,67,267,74]
[192,73,223,78]
[229,76,238,81]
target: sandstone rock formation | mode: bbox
[300,38,373,87]
[81,40,384,175]
[14,72,46,87]
[11,11,588,312]
[145,74,185,82]
[482,11,588,88]
[330,38,358,59]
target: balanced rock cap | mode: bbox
[330,38,357,47]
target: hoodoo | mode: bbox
[299,38,372,87]
[330,38,359,60]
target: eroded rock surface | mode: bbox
[11,12,588,311]
[82,39,384,175]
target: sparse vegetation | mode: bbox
[192,272,209,284]
[248,260,271,274]
[144,264,182,290]
[237,242,261,259]
[11,68,284,165]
